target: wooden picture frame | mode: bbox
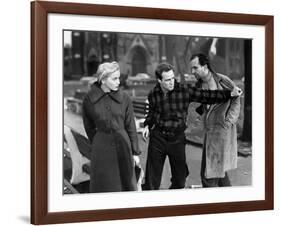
[31,0,274,224]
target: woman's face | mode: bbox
[102,70,121,92]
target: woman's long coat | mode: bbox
[198,73,241,178]
[82,83,141,192]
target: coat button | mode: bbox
[106,105,110,110]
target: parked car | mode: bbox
[80,76,97,89]
[126,73,155,86]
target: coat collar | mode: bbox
[88,82,123,104]
[196,72,223,90]
[154,83,162,93]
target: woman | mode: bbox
[82,61,141,193]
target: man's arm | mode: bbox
[143,93,155,129]
[221,76,241,126]
[186,85,241,104]
[142,93,156,142]
[225,96,241,127]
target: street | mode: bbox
[64,109,252,191]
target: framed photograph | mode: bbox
[31,0,274,224]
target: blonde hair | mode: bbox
[96,61,120,83]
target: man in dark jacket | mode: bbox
[142,62,241,190]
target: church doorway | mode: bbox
[131,46,147,76]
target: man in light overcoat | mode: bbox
[190,53,241,187]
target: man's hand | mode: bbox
[142,125,149,142]
[231,86,243,97]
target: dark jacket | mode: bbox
[144,81,232,131]
[82,82,140,192]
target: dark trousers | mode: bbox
[200,139,231,187]
[142,128,189,190]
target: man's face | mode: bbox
[158,69,175,92]
[190,57,208,80]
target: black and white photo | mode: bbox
[63,30,252,194]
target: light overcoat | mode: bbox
[197,73,241,178]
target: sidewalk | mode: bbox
[64,110,252,192]
[138,136,252,189]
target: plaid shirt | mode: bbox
[144,81,231,132]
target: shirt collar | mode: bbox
[196,72,222,87]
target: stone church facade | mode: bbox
[64,30,247,81]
